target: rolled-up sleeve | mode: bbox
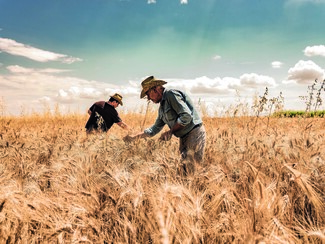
[144,117,165,137]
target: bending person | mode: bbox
[124,76,206,174]
[85,93,129,133]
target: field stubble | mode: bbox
[0,112,325,243]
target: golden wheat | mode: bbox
[0,112,324,243]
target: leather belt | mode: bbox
[192,123,202,130]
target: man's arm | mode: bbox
[159,122,184,141]
[88,103,98,116]
[123,131,150,142]
[117,121,130,130]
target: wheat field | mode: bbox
[0,111,325,243]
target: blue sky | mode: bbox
[1,0,325,116]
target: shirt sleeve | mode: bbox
[114,113,122,123]
[110,108,122,123]
[89,103,96,112]
[144,116,165,137]
[166,90,192,126]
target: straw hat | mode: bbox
[110,93,123,106]
[140,76,167,98]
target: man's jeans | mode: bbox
[179,125,206,175]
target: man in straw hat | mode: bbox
[85,93,130,133]
[124,76,206,174]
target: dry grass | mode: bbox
[1,111,325,243]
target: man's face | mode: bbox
[146,87,162,103]
[112,101,119,108]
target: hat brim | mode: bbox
[140,80,167,98]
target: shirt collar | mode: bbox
[161,88,168,103]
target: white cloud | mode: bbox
[164,76,226,95]
[38,96,51,103]
[58,89,69,98]
[271,61,283,68]
[55,87,103,103]
[190,77,230,94]
[239,73,277,88]
[163,74,276,96]
[128,80,139,88]
[79,87,103,98]
[304,45,325,57]
[222,77,242,90]
[180,0,188,4]
[0,38,82,63]
[0,65,130,114]
[7,65,70,74]
[55,86,140,104]
[147,0,156,3]
[212,55,221,60]
[286,60,325,84]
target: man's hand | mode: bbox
[159,130,172,141]
[123,135,134,143]
[123,132,150,143]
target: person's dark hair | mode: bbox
[109,97,119,104]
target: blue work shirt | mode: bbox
[144,88,202,138]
